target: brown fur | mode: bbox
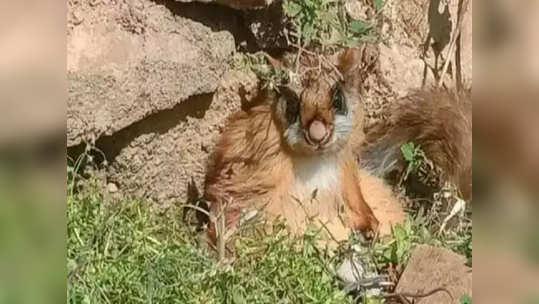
[361,89,472,200]
[204,48,402,243]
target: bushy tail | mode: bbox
[360,88,472,199]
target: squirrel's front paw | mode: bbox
[350,213,379,240]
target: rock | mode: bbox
[396,245,472,304]
[345,0,368,21]
[175,0,272,9]
[103,71,259,204]
[379,43,431,97]
[337,256,368,285]
[215,70,259,108]
[107,183,118,193]
[67,0,235,147]
[337,255,384,296]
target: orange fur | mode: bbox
[359,170,405,235]
[204,47,401,244]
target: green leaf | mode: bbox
[383,249,392,261]
[284,1,302,17]
[393,225,406,242]
[232,289,246,304]
[349,20,371,35]
[302,23,317,43]
[365,295,384,304]
[461,293,472,304]
[374,0,384,11]
[401,142,415,162]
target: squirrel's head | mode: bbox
[273,48,370,156]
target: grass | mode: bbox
[283,0,379,48]
[373,214,472,268]
[67,176,472,304]
[460,293,472,304]
[67,178,355,304]
[67,139,472,304]
[390,142,473,267]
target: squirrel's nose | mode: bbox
[308,120,327,143]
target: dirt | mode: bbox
[376,0,472,97]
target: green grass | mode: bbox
[67,177,472,304]
[67,143,472,303]
[283,0,378,48]
[373,215,472,268]
[461,293,472,304]
[67,179,354,304]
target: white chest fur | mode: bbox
[292,154,341,196]
[263,153,348,240]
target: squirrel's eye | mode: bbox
[286,100,300,123]
[279,86,300,124]
[332,86,347,115]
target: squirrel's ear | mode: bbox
[331,48,362,80]
[265,54,283,69]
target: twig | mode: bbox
[384,287,454,303]
[295,27,303,75]
[438,197,466,235]
[182,203,210,217]
[288,41,344,81]
[437,0,469,87]
[317,219,341,244]
[216,200,228,262]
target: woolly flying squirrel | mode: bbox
[203,48,408,244]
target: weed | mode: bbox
[283,0,377,48]
[397,141,472,266]
[372,214,472,269]
[373,218,424,267]
[373,0,384,11]
[460,293,472,304]
[232,52,289,90]
[400,141,425,182]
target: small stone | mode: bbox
[345,0,368,21]
[337,256,367,284]
[72,10,84,25]
[337,254,385,296]
[107,183,118,193]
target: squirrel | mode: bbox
[360,88,472,201]
[203,48,472,246]
[203,47,407,245]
